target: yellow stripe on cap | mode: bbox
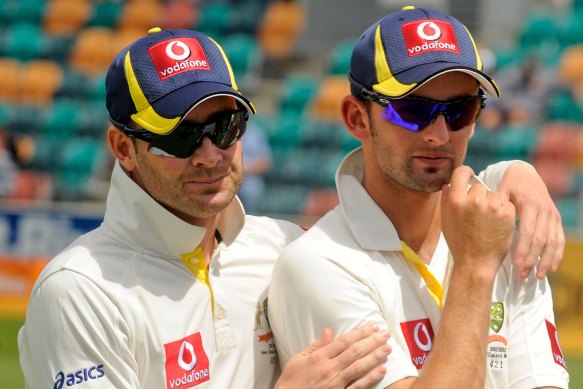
[463,25,483,71]
[372,25,417,97]
[125,52,180,135]
[208,36,239,91]
[463,25,501,96]
[208,36,257,114]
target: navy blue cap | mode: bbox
[106,27,255,135]
[349,6,500,98]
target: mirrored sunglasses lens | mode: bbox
[147,111,248,157]
[148,131,198,158]
[382,99,435,131]
[446,98,481,131]
[214,112,247,149]
[383,96,483,132]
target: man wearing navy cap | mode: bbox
[269,6,569,388]
[17,28,393,388]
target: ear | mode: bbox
[341,95,370,141]
[107,126,137,171]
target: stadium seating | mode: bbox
[196,2,234,39]
[68,27,116,77]
[116,0,163,33]
[42,0,91,37]
[256,0,306,60]
[219,33,262,90]
[310,76,350,122]
[2,23,47,61]
[0,0,580,225]
[327,39,355,76]
[19,60,64,107]
[278,75,319,115]
[0,58,21,104]
[0,0,46,26]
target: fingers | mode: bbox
[345,365,388,389]
[534,208,565,279]
[512,200,566,279]
[447,166,476,198]
[305,328,334,356]
[498,161,566,279]
[322,322,384,360]
[333,327,391,384]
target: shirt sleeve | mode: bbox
[267,241,418,388]
[505,262,570,389]
[18,270,139,388]
[477,160,512,189]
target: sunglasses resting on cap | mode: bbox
[119,109,249,158]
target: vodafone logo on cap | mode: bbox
[164,332,210,388]
[400,318,435,369]
[401,19,460,57]
[149,38,211,80]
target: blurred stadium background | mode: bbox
[0,0,582,387]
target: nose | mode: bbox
[421,114,450,146]
[190,136,222,167]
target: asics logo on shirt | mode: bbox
[53,364,105,388]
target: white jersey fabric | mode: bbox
[18,161,304,389]
[268,149,569,389]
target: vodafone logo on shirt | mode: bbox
[401,19,460,57]
[545,319,568,370]
[164,332,210,388]
[400,318,435,369]
[149,38,211,80]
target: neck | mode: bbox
[364,174,442,264]
[190,216,220,268]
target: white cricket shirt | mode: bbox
[18,161,304,389]
[268,148,569,389]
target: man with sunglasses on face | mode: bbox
[268,6,569,389]
[18,28,394,389]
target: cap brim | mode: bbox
[137,81,255,135]
[375,62,500,98]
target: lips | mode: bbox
[414,153,450,160]
[190,175,226,185]
[413,153,452,167]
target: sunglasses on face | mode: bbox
[123,109,249,158]
[379,92,487,132]
[348,74,487,132]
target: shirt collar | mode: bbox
[103,161,245,258]
[335,148,402,252]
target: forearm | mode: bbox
[413,267,496,388]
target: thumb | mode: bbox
[441,183,450,211]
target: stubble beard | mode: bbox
[135,149,243,220]
[369,120,458,193]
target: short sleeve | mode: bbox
[267,242,418,388]
[506,266,570,389]
[18,270,139,388]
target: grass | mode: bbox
[0,317,24,389]
[1,317,581,388]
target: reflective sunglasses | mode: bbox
[123,109,249,158]
[379,92,486,132]
[348,74,486,132]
